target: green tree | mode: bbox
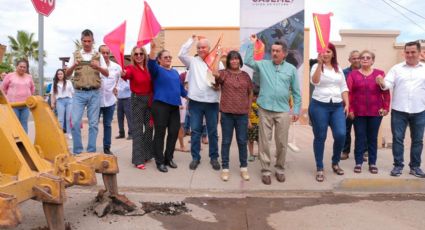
[7,30,45,63]
[74,39,82,51]
[0,62,14,73]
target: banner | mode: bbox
[240,0,305,86]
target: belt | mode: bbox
[76,87,99,91]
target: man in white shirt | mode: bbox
[376,41,425,178]
[115,76,132,140]
[65,29,109,154]
[178,35,222,171]
[99,45,121,154]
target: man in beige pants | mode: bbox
[244,35,302,185]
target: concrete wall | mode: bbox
[162,27,240,69]
[334,30,404,73]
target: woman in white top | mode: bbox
[309,43,349,182]
[51,69,74,139]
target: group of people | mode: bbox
[177,34,302,183]
[309,41,425,182]
[1,28,424,185]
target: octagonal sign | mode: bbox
[31,0,55,17]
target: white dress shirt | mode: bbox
[100,61,121,107]
[178,37,223,103]
[116,78,131,99]
[310,63,348,103]
[51,80,74,98]
[382,61,425,113]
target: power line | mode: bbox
[387,0,425,21]
[381,0,425,32]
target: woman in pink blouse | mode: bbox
[347,50,390,174]
[2,59,35,133]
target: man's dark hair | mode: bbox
[81,29,94,39]
[405,41,421,51]
[273,40,288,53]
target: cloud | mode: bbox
[1,0,424,78]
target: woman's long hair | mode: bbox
[130,46,148,70]
[324,43,340,73]
[225,50,243,69]
[53,69,66,95]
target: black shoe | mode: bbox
[126,135,132,140]
[166,160,178,169]
[104,148,113,155]
[157,164,168,173]
[189,160,200,170]
[210,159,220,171]
[115,134,125,139]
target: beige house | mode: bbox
[0,44,6,62]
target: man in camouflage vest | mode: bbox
[65,29,109,154]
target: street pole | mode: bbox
[38,14,44,96]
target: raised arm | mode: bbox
[311,55,324,85]
[244,35,259,71]
[178,35,196,68]
[211,48,223,78]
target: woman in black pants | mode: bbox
[148,41,187,172]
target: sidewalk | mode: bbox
[28,120,425,194]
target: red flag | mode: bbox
[103,21,126,68]
[313,12,333,53]
[137,1,161,47]
[203,34,223,70]
[253,39,265,60]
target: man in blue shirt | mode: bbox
[245,35,301,185]
[341,50,361,161]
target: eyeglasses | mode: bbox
[162,56,172,59]
[134,52,145,56]
[360,56,372,60]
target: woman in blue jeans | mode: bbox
[213,51,253,181]
[51,69,74,139]
[346,50,390,174]
[1,59,35,133]
[309,43,349,182]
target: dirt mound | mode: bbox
[140,201,190,216]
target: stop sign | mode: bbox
[31,0,55,17]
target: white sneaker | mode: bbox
[288,142,300,152]
[221,169,230,181]
[240,167,250,181]
[67,134,73,140]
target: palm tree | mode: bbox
[7,30,40,62]
[73,39,82,51]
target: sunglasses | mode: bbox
[162,56,172,59]
[134,52,145,56]
[360,56,372,60]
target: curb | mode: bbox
[336,178,425,193]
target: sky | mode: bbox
[0,0,424,79]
